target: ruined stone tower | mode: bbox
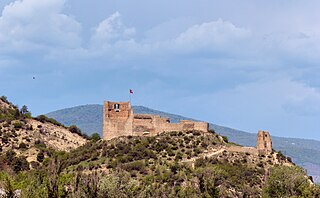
[103,100,209,140]
[103,101,134,140]
[256,130,272,154]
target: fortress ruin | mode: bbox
[256,130,272,154]
[102,101,209,140]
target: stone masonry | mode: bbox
[103,101,209,140]
[256,130,272,154]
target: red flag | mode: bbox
[130,89,133,94]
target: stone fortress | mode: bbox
[103,101,209,140]
[102,100,272,154]
[256,130,273,154]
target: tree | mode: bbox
[90,133,101,142]
[12,156,30,172]
[263,166,312,197]
[69,125,82,135]
[20,105,31,118]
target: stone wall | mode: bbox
[256,130,272,154]
[103,100,209,140]
[103,101,134,140]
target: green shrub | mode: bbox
[35,115,65,127]
[90,133,101,141]
[222,136,228,143]
[13,121,23,129]
[263,166,312,197]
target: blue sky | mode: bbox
[1,0,320,140]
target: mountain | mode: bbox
[46,104,320,182]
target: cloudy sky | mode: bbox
[1,0,320,140]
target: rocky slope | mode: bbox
[0,97,87,167]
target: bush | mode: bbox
[13,121,23,129]
[35,115,65,127]
[34,139,47,149]
[121,160,146,172]
[263,166,312,197]
[12,156,29,172]
[18,142,28,150]
[68,125,89,139]
[90,133,101,141]
[37,151,45,162]
[1,134,9,144]
[222,136,228,143]
[0,96,9,103]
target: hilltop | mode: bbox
[52,131,304,197]
[0,96,87,173]
[46,104,320,182]
[0,96,318,197]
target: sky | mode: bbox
[1,0,320,140]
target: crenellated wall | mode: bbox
[103,101,209,140]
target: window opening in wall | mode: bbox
[114,104,120,112]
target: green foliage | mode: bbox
[1,150,30,173]
[20,105,32,118]
[34,140,47,150]
[0,96,9,104]
[0,131,317,197]
[90,133,101,141]
[68,125,89,139]
[35,115,65,127]
[263,166,313,197]
[11,156,30,173]
[222,136,229,143]
[0,108,20,122]
[13,121,23,129]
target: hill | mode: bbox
[0,97,317,197]
[2,130,315,197]
[46,104,320,183]
[0,96,88,173]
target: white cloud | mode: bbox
[91,12,136,48]
[283,84,320,116]
[0,0,82,53]
[174,19,251,52]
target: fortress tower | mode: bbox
[256,130,272,154]
[103,101,134,140]
[103,100,209,140]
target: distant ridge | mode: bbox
[46,104,320,183]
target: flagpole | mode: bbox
[129,89,133,104]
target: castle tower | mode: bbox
[256,130,272,154]
[103,101,134,140]
[103,100,209,140]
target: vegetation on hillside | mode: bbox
[1,129,319,197]
[0,96,88,177]
[45,103,320,183]
[1,96,320,197]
